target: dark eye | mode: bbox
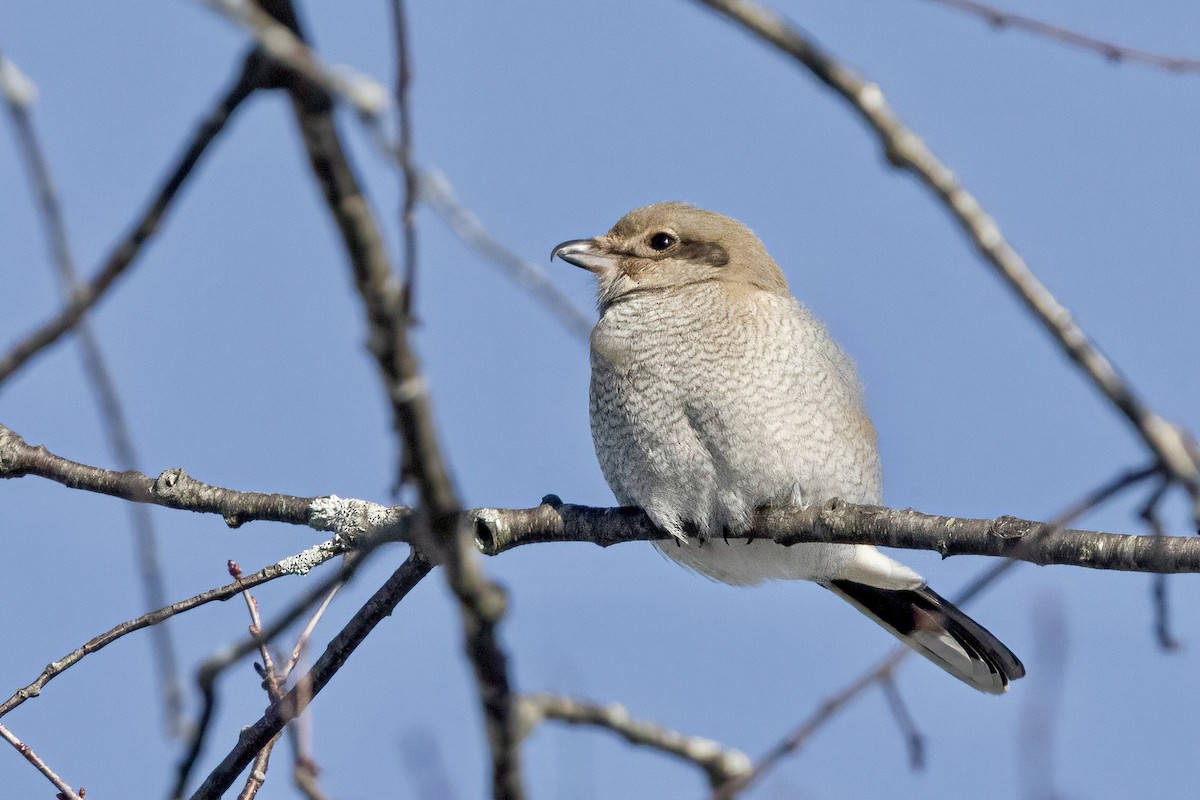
[649,232,676,251]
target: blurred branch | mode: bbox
[920,0,1200,73]
[202,0,593,341]
[879,676,924,770]
[519,693,751,788]
[0,722,82,800]
[189,552,433,800]
[420,169,594,341]
[390,0,419,314]
[1,47,184,735]
[0,54,263,386]
[253,1,527,794]
[692,0,1200,521]
[195,0,387,118]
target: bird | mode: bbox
[552,202,1024,694]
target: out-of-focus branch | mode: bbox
[420,170,594,341]
[189,553,433,800]
[0,54,263,386]
[390,0,419,313]
[1,47,184,734]
[195,0,387,118]
[252,1,526,794]
[0,722,83,800]
[197,2,593,342]
[920,0,1200,73]
[519,693,751,788]
[692,0,1200,519]
[879,676,924,770]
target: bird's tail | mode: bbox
[824,580,1025,694]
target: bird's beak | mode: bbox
[551,238,619,274]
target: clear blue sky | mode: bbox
[4,1,1200,798]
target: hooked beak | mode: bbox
[551,238,619,274]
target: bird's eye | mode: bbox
[649,232,676,251]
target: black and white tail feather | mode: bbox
[826,580,1025,694]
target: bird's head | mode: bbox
[552,202,789,310]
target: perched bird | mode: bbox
[552,202,1024,694]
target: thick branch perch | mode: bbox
[475,496,1200,574]
[5,424,1200,573]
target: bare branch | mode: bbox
[188,553,432,800]
[519,693,751,788]
[475,495,1200,574]
[420,170,593,341]
[7,425,1198,573]
[259,1,526,792]
[921,0,1200,73]
[1,49,184,735]
[171,549,373,800]
[0,721,83,800]
[0,55,263,386]
[691,0,1200,518]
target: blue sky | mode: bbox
[3,1,1200,798]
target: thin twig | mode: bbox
[283,584,342,680]
[420,170,594,341]
[878,676,924,770]
[0,722,83,800]
[172,551,372,800]
[920,0,1200,73]
[692,0,1200,520]
[1,49,184,735]
[0,55,263,386]
[236,744,277,800]
[1138,478,1180,650]
[231,562,285,800]
[188,553,433,800]
[519,693,751,788]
